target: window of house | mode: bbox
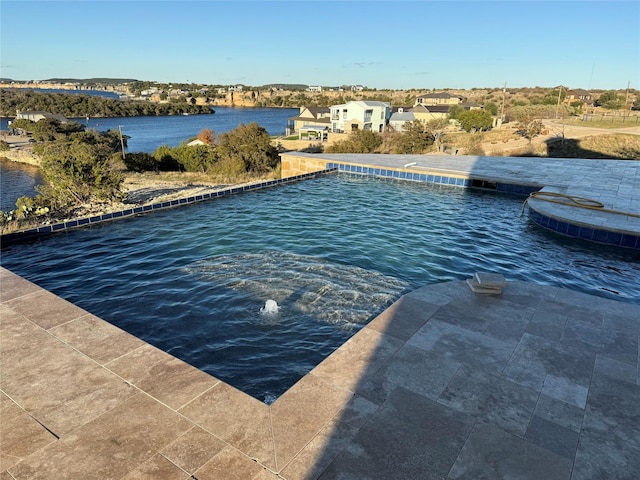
[364,109,373,122]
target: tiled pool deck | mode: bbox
[2,266,640,479]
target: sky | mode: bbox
[1,1,638,91]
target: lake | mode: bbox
[0,106,298,210]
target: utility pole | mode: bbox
[500,82,506,123]
[555,85,564,120]
[119,125,126,159]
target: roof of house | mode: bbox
[416,92,462,100]
[389,111,415,123]
[411,104,451,113]
[331,100,391,109]
[567,89,591,96]
[16,111,69,123]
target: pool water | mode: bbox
[2,175,639,403]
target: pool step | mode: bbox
[466,272,507,294]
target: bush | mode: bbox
[0,140,9,151]
[325,130,383,153]
[122,152,159,172]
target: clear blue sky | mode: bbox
[1,1,638,90]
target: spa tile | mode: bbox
[321,387,475,480]
[179,382,275,470]
[121,453,190,480]
[4,289,87,330]
[310,327,403,394]
[106,343,218,410]
[160,426,226,475]
[449,423,573,479]
[357,343,461,405]
[365,295,439,341]
[271,373,354,470]
[7,393,193,480]
[438,366,539,436]
[280,418,358,480]
[195,446,276,480]
[0,393,56,471]
[0,269,40,302]
[49,313,144,364]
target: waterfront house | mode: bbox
[15,110,69,123]
[286,107,331,136]
[330,100,391,133]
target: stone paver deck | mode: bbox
[2,266,639,479]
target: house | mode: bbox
[14,110,69,123]
[564,88,593,105]
[330,100,391,133]
[388,107,415,132]
[415,92,463,106]
[286,107,331,135]
[411,104,451,121]
[307,86,322,92]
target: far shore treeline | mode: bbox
[0,89,212,118]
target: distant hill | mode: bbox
[44,78,138,84]
[260,83,309,90]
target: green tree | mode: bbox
[175,144,217,173]
[36,136,124,211]
[595,91,623,109]
[456,110,494,132]
[484,102,499,116]
[448,104,463,120]
[392,121,435,154]
[216,122,279,174]
[325,130,383,153]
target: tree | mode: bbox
[595,91,623,109]
[36,135,124,211]
[392,121,435,154]
[197,128,216,145]
[216,122,279,174]
[325,130,383,153]
[456,110,494,132]
[175,144,217,173]
[484,102,499,116]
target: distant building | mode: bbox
[415,92,463,106]
[330,100,391,133]
[388,107,415,131]
[287,107,331,135]
[15,110,69,123]
[307,86,322,92]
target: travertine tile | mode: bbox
[195,445,274,480]
[0,269,40,302]
[179,382,275,470]
[4,289,87,329]
[271,373,353,470]
[121,453,190,480]
[7,393,193,480]
[49,313,144,364]
[106,343,218,410]
[310,327,403,393]
[365,295,439,341]
[160,426,226,475]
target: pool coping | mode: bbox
[2,267,639,479]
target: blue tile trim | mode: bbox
[0,168,338,246]
[527,206,639,250]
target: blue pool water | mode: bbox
[2,175,639,403]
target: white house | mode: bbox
[330,100,391,133]
[388,108,415,132]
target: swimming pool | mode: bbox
[2,175,639,403]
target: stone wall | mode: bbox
[280,154,330,178]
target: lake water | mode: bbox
[0,106,298,210]
[2,175,639,403]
